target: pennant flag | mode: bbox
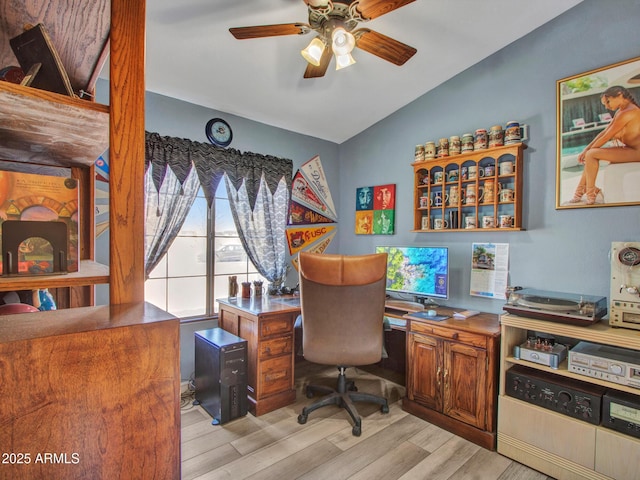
[290,229,336,271]
[291,170,337,221]
[286,225,336,255]
[299,155,337,220]
[288,201,335,225]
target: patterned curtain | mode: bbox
[144,132,293,280]
[225,173,290,287]
[144,167,199,278]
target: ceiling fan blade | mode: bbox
[303,47,331,78]
[355,0,416,20]
[229,23,309,40]
[355,29,416,66]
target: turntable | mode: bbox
[504,288,607,326]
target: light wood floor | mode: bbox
[180,361,553,480]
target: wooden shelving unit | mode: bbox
[0,1,181,478]
[498,314,640,480]
[412,143,525,232]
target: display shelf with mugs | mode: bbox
[412,143,525,232]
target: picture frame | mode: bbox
[556,55,640,209]
[355,184,395,235]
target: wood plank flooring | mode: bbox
[180,361,553,480]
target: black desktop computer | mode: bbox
[194,328,247,424]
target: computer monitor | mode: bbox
[376,245,449,306]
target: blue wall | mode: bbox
[336,0,640,313]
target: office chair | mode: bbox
[297,251,389,436]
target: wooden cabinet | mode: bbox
[498,314,640,480]
[412,143,525,232]
[402,311,500,450]
[218,297,298,416]
[0,1,181,478]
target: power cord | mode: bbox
[180,374,196,410]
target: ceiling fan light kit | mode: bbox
[335,52,356,70]
[301,37,326,66]
[230,0,417,78]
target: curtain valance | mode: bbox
[144,131,293,209]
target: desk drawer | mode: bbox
[258,355,293,397]
[260,314,293,338]
[260,335,293,359]
[411,321,487,348]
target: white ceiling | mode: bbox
[143,0,583,144]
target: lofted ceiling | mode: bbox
[144,0,583,143]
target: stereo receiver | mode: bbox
[505,364,606,424]
[568,341,640,389]
[603,389,640,439]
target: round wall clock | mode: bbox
[205,118,233,147]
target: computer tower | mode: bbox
[194,328,247,424]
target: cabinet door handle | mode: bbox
[452,333,459,340]
[437,366,442,387]
[443,369,449,387]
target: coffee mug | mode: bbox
[448,185,460,206]
[505,121,521,144]
[482,164,495,177]
[433,171,444,184]
[499,188,514,202]
[433,191,448,207]
[421,216,430,230]
[481,178,500,203]
[464,216,477,229]
[468,165,478,179]
[424,141,436,159]
[499,160,514,175]
[419,196,430,208]
[447,168,459,183]
[482,216,495,228]
[499,215,513,228]
[460,166,468,180]
[465,184,478,204]
[433,218,448,230]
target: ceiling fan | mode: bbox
[229,0,417,78]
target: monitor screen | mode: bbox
[375,245,449,300]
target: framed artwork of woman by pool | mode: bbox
[556,55,640,209]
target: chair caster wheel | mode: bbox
[381,404,389,414]
[352,424,361,436]
[298,414,307,425]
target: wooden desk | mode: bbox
[217,296,300,416]
[216,296,408,416]
[217,296,500,450]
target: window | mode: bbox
[145,180,266,318]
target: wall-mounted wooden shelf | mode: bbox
[412,143,525,232]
